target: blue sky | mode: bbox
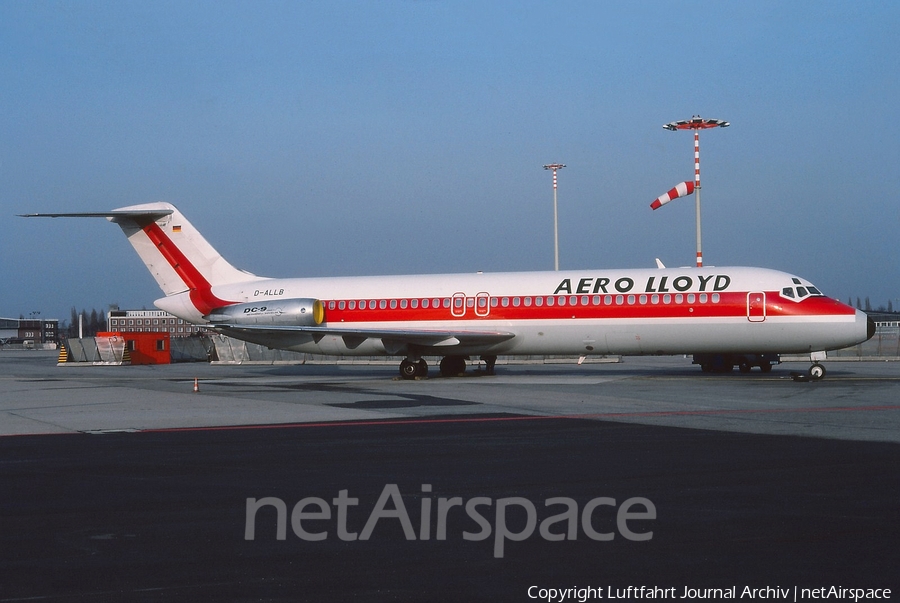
[2,0,898,321]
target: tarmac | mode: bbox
[1,351,898,601]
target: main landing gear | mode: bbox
[399,358,428,379]
[398,355,498,380]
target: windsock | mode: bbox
[650,181,694,210]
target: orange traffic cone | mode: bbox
[193,377,200,393]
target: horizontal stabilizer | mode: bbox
[19,209,173,221]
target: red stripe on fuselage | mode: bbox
[141,222,235,315]
[317,292,856,324]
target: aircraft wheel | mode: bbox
[399,359,419,380]
[809,363,826,380]
[739,362,752,373]
[760,363,773,373]
[700,363,712,373]
[415,359,428,377]
[440,356,466,377]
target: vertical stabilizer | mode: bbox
[22,202,262,316]
[108,202,260,297]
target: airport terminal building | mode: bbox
[0,317,59,346]
[107,310,209,337]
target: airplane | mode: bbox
[22,202,874,380]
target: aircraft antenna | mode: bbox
[663,116,729,267]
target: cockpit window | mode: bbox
[783,282,824,301]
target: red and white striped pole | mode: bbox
[694,129,702,267]
[543,163,566,271]
[662,117,729,268]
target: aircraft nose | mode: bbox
[867,316,876,341]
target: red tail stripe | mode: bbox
[141,222,235,315]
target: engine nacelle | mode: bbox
[205,298,324,326]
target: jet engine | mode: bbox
[205,299,324,326]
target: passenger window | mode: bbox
[535,297,543,307]
[339,301,346,310]
[593,295,600,305]
[569,296,578,306]
[513,297,521,307]
[651,294,659,304]
[627,295,635,305]
[547,296,555,306]
[687,294,695,304]
[640,295,648,304]
[328,301,335,310]
[442,298,450,308]
[390,300,398,309]
[501,297,509,307]
[490,298,498,307]
[616,295,624,305]
[524,297,532,307]
[454,297,463,308]
[467,298,475,308]
[675,294,683,304]
[699,294,707,303]
[349,301,356,310]
[400,299,407,309]
[712,293,720,303]
[379,300,387,309]
[604,295,612,305]
[581,296,589,305]
[411,299,418,309]
[558,296,566,306]
[422,299,429,309]
[663,294,671,304]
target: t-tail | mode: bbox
[21,202,262,320]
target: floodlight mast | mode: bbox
[543,163,566,271]
[663,116,729,267]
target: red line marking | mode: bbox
[3,404,896,439]
[138,404,900,434]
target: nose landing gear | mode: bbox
[808,363,826,380]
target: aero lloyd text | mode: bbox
[554,274,732,295]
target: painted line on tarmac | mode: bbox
[138,404,900,434]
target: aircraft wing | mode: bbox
[211,324,515,351]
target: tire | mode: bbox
[415,359,428,377]
[399,359,418,380]
[440,356,466,377]
[809,363,826,380]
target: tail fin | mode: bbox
[21,202,262,314]
[107,202,259,296]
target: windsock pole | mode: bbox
[663,116,729,268]
[694,130,702,267]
